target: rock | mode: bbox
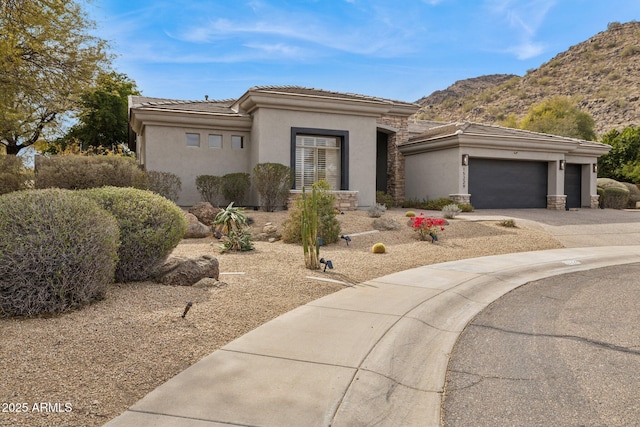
[188,202,220,226]
[373,217,401,231]
[153,255,220,286]
[263,224,278,234]
[184,213,211,238]
[254,223,281,241]
[193,278,228,289]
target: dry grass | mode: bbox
[0,209,562,427]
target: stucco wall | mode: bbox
[143,125,250,206]
[404,149,460,200]
[251,108,378,207]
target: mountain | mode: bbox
[415,21,640,137]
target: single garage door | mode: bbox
[469,158,548,208]
[564,164,582,209]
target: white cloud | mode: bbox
[485,0,556,60]
[168,1,426,61]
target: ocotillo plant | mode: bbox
[301,186,320,269]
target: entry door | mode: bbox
[469,158,548,209]
[565,164,582,209]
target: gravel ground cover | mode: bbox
[0,208,562,427]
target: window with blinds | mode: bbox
[295,135,340,190]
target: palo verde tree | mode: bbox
[0,0,109,155]
[519,96,597,141]
[54,71,140,152]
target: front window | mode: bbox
[231,135,244,149]
[186,133,200,147]
[295,135,340,190]
[208,134,222,149]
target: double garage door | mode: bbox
[469,158,548,209]
[469,158,582,209]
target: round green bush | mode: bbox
[81,187,187,282]
[0,189,119,317]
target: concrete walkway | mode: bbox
[105,230,640,426]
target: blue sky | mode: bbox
[88,0,640,103]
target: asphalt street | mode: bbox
[443,262,640,426]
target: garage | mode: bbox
[469,158,548,209]
[564,164,582,209]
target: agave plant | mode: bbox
[214,202,254,253]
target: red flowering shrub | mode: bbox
[410,213,446,241]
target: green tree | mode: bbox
[56,72,140,151]
[519,96,597,141]
[598,126,640,182]
[0,0,109,155]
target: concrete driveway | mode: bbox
[463,208,640,247]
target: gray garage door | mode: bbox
[565,164,582,209]
[469,158,548,209]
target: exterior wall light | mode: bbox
[559,160,566,170]
[462,154,469,166]
[593,163,598,173]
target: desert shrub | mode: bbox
[372,217,401,231]
[81,187,187,282]
[401,197,455,210]
[35,155,146,190]
[371,243,386,254]
[253,163,293,211]
[214,203,254,253]
[376,191,394,208]
[282,180,340,244]
[458,203,474,212]
[622,182,640,208]
[442,204,461,219]
[221,173,251,205]
[401,197,424,209]
[196,175,224,206]
[0,189,119,317]
[498,219,517,228]
[424,197,455,211]
[405,211,416,217]
[601,186,629,209]
[0,155,32,195]
[367,203,387,218]
[597,187,605,207]
[146,170,182,202]
[622,182,640,209]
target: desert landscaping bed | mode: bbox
[0,209,562,427]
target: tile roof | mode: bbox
[408,121,609,146]
[129,96,241,116]
[247,85,418,107]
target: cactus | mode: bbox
[405,211,416,217]
[371,243,386,254]
[301,187,320,269]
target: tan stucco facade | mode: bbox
[129,88,419,207]
[400,122,611,209]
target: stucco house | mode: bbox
[128,86,611,210]
[401,121,611,209]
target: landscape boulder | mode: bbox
[188,202,220,226]
[152,254,220,286]
[184,213,211,238]
[254,222,282,242]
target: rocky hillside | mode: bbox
[415,21,640,137]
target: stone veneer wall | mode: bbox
[288,190,358,211]
[449,194,471,205]
[547,195,567,210]
[376,115,410,206]
[590,195,600,209]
